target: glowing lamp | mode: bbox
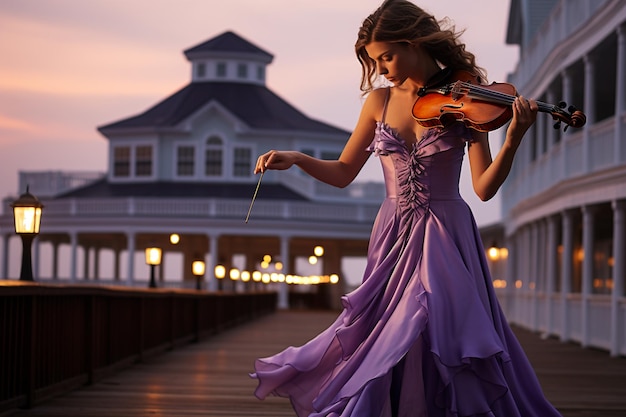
[11,186,44,281]
[145,247,162,288]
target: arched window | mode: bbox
[205,136,223,176]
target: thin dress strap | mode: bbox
[381,87,391,124]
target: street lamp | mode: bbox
[192,260,205,290]
[11,186,44,281]
[145,247,162,288]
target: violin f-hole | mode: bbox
[440,103,464,113]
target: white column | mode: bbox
[530,222,539,331]
[615,23,626,164]
[561,210,574,342]
[278,236,290,309]
[583,54,595,173]
[611,200,625,356]
[512,232,524,322]
[70,232,78,283]
[581,205,596,348]
[513,230,526,323]
[2,234,10,279]
[33,237,41,280]
[544,215,558,338]
[158,254,164,284]
[126,232,136,286]
[502,233,516,317]
[94,247,100,280]
[51,241,59,280]
[208,234,219,292]
[113,247,121,281]
[546,89,558,148]
[83,245,90,280]
[536,102,546,156]
[561,69,573,177]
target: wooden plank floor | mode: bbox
[8,310,626,417]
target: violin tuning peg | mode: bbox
[553,121,561,130]
[568,105,577,113]
[558,101,567,108]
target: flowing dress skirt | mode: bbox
[251,122,562,417]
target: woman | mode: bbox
[251,0,561,416]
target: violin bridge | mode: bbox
[451,80,465,101]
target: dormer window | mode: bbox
[205,136,223,176]
[216,62,227,78]
[113,146,130,177]
[183,31,273,85]
[196,63,206,78]
[135,145,153,177]
[237,63,248,79]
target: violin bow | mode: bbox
[245,171,264,223]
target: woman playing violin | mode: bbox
[251,1,563,415]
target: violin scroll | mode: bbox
[551,102,586,132]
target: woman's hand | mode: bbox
[506,95,538,147]
[254,150,301,174]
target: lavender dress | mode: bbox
[251,92,562,417]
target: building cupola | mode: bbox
[183,31,274,86]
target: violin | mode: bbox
[412,69,586,132]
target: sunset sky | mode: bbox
[0,0,518,227]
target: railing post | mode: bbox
[138,296,145,362]
[25,294,36,409]
[85,294,95,385]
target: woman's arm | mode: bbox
[254,89,386,188]
[467,96,538,201]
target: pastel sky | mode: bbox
[0,0,518,226]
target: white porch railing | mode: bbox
[497,289,626,356]
[502,114,626,216]
[1,196,381,224]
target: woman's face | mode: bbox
[364,41,419,86]
[365,41,435,87]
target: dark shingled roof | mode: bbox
[98,82,349,135]
[56,178,308,201]
[184,31,273,60]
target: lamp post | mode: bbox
[145,247,162,288]
[192,260,205,290]
[11,186,44,281]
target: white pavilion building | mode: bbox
[0,31,385,309]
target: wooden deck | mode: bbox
[6,310,626,417]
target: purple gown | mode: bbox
[251,92,562,416]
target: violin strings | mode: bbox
[455,82,559,114]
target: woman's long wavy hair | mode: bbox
[355,0,486,94]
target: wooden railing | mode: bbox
[0,281,276,413]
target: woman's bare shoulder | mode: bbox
[361,87,389,119]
